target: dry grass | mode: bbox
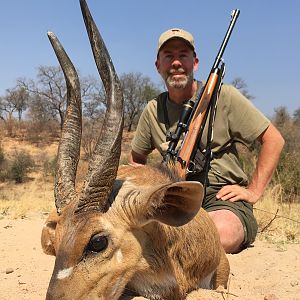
[1,136,299,244]
[255,184,300,245]
[0,137,57,218]
[0,173,55,219]
[1,136,58,159]
[1,174,299,245]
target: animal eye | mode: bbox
[87,234,108,253]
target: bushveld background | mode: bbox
[0,120,299,300]
[0,71,299,299]
[0,103,299,244]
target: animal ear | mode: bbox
[41,211,59,256]
[146,181,204,227]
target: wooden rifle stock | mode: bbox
[175,70,219,178]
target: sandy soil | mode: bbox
[0,216,299,300]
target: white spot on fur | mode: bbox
[116,249,123,263]
[103,220,113,231]
[199,271,214,289]
[57,267,74,280]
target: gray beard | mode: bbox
[164,71,194,89]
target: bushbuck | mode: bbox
[41,0,230,299]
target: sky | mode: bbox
[0,0,299,118]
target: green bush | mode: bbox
[7,150,35,183]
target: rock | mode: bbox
[5,268,14,274]
[290,280,299,287]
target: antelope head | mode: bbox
[42,1,204,299]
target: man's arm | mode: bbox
[128,150,148,166]
[216,123,285,205]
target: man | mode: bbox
[128,28,284,253]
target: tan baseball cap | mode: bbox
[157,28,195,55]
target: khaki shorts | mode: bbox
[203,185,258,248]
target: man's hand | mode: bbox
[216,184,260,205]
[216,124,284,206]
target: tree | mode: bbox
[273,106,290,128]
[120,72,161,132]
[18,66,66,130]
[0,94,16,136]
[27,93,54,124]
[0,86,29,136]
[19,66,103,131]
[80,75,106,159]
[231,77,254,100]
[0,86,29,122]
[293,107,300,126]
[81,74,106,121]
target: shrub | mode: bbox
[7,150,35,183]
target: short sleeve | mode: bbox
[225,85,270,147]
[131,104,154,155]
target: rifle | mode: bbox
[164,9,240,179]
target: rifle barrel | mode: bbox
[212,9,240,70]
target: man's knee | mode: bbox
[208,209,245,254]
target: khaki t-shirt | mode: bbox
[131,83,270,187]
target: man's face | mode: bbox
[155,38,199,89]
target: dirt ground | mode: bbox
[0,216,299,300]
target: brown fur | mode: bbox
[42,165,229,299]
